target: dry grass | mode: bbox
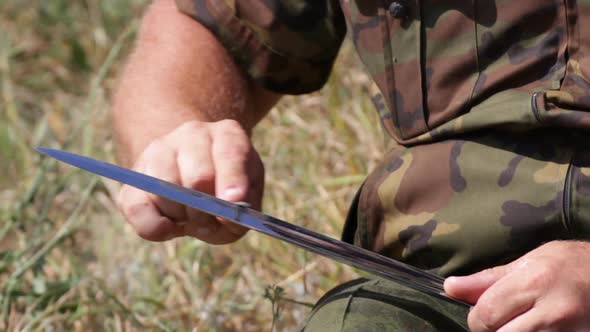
[0,1,385,331]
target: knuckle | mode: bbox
[215,120,249,139]
[525,263,554,290]
[214,138,251,160]
[211,122,252,159]
[186,173,215,190]
[483,266,503,278]
[140,140,171,165]
[215,119,242,131]
[217,144,250,162]
[144,137,167,153]
[472,301,498,331]
[177,120,205,133]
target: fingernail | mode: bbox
[445,276,466,286]
[222,187,245,200]
[446,276,457,284]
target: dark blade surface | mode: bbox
[37,147,469,307]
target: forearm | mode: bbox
[112,0,280,166]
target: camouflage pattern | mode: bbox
[176,0,590,275]
[175,0,346,94]
[176,0,590,142]
[174,0,590,328]
[345,0,590,143]
[297,277,469,332]
[352,129,586,277]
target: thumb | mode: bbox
[444,264,511,305]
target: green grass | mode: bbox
[0,1,384,330]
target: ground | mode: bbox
[0,1,385,330]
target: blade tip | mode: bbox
[36,147,65,159]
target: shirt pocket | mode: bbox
[533,1,590,128]
[341,0,427,140]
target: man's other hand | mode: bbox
[445,241,590,332]
[116,120,264,244]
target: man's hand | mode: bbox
[445,241,590,332]
[112,0,280,244]
[117,120,264,244]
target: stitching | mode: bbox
[381,0,404,138]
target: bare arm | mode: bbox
[113,0,280,166]
[112,0,281,243]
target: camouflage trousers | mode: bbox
[299,128,590,331]
[297,187,470,332]
[297,277,469,332]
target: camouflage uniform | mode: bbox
[175,0,590,330]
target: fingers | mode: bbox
[466,257,561,332]
[117,120,264,244]
[183,217,246,244]
[468,270,537,332]
[211,120,251,201]
[117,140,186,241]
[175,128,215,222]
[497,291,588,332]
[446,262,534,332]
[449,242,590,332]
[496,299,579,332]
[174,131,225,242]
[445,264,511,304]
[117,184,181,241]
[496,308,547,332]
[210,120,255,236]
[141,141,187,220]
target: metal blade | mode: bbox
[37,147,469,307]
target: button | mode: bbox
[389,1,407,19]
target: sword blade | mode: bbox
[37,147,469,307]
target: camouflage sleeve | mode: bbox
[175,0,346,95]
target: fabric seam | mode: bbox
[339,285,363,331]
[531,91,544,123]
[467,0,482,112]
[417,0,431,131]
[381,0,405,138]
[562,155,575,238]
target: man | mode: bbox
[113,0,590,330]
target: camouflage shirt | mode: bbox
[176,0,590,276]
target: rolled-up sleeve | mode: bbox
[175,0,346,94]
